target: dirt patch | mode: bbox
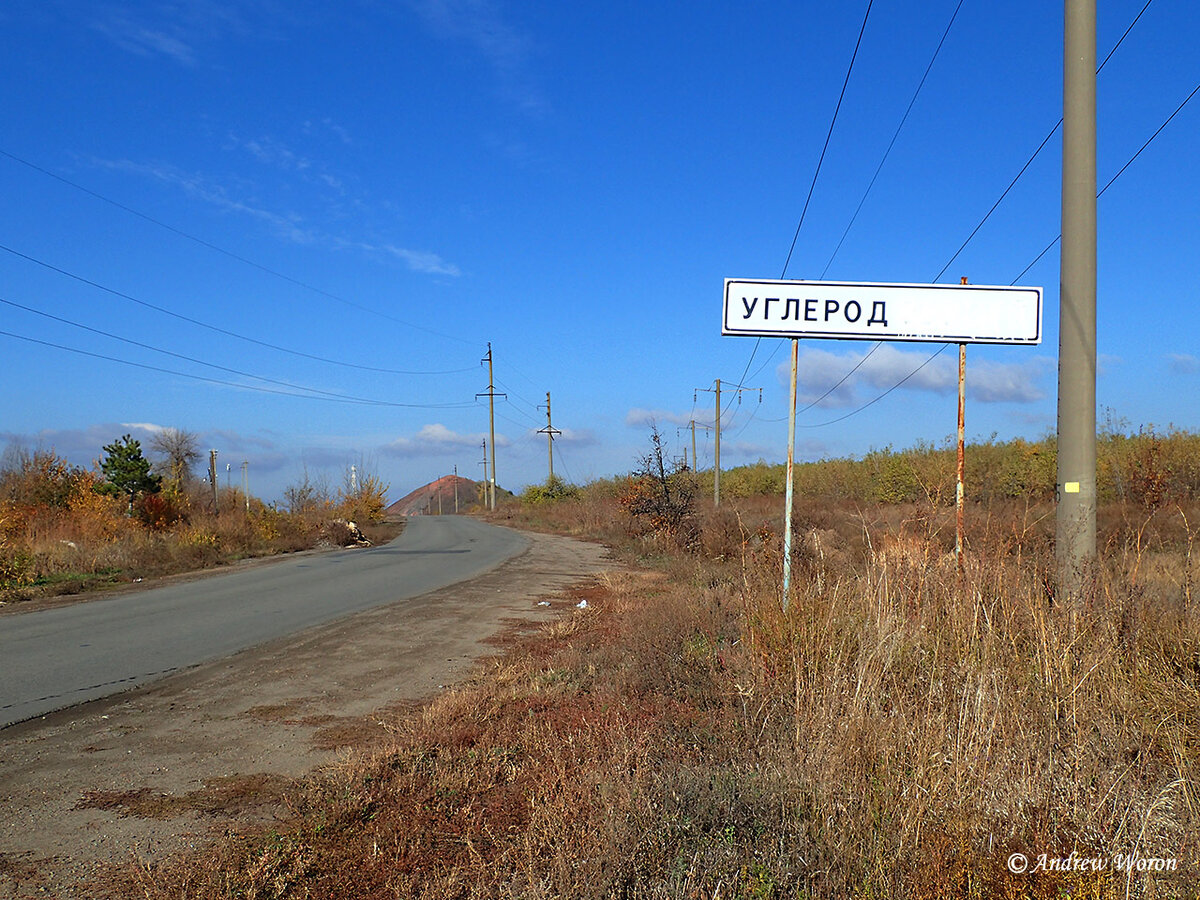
[0,529,616,900]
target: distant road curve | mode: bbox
[0,516,528,729]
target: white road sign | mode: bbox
[723,279,1042,345]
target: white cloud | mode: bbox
[625,408,713,428]
[555,427,598,447]
[383,246,462,277]
[778,345,1049,408]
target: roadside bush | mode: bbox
[618,428,700,551]
[520,476,581,505]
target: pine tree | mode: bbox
[99,434,161,513]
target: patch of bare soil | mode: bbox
[0,529,616,900]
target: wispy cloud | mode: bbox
[778,345,1051,408]
[554,427,598,447]
[409,0,545,113]
[625,408,713,429]
[383,424,510,458]
[95,157,315,243]
[228,134,313,173]
[1,423,292,473]
[383,246,462,277]
[94,157,462,277]
[1168,353,1200,375]
[1,423,164,465]
[87,2,252,66]
[94,21,197,64]
[302,118,353,145]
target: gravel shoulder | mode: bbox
[0,528,617,899]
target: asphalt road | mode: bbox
[0,516,529,729]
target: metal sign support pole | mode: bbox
[782,338,799,610]
[956,341,966,577]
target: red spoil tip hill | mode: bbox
[384,475,486,517]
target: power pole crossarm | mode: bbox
[476,343,506,510]
[537,391,562,484]
[697,379,762,508]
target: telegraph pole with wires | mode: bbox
[687,418,713,474]
[697,379,762,507]
[478,440,489,507]
[537,392,562,484]
[696,380,722,506]
[476,343,505,510]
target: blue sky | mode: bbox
[2,1,1197,504]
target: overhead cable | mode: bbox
[735,0,875,393]
[0,148,474,346]
[803,71,1195,428]
[0,327,478,409]
[0,241,475,376]
[0,295,460,408]
[821,0,966,279]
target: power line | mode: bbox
[0,241,475,376]
[804,70,1196,429]
[736,0,876,393]
[0,295,467,407]
[799,344,950,428]
[0,147,475,346]
[1011,75,1200,285]
[781,0,875,279]
[820,0,966,279]
[0,327,476,408]
[933,0,1156,282]
[775,0,1165,431]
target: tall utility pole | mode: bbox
[697,379,723,506]
[479,440,489,507]
[209,450,219,515]
[537,391,562,483]
[241,461,249,514]
[477,343,505,510]
[454,464,459,514]
[697,379,762,507]
[1058,0,1097,595]
[686,422,710,480]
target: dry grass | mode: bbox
[119,489,1200,898]
[1,490,404,606]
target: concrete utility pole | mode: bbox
[209,450,219,515]
[698,379,762,507]
[1058,0,1098,595]
[454,465,459,514]
[537,391,562,483]
[688,418,712,474]
[479,440,489,507]
[714,379,721,506]
[241,461,249,514]
[477,344,506,510]
[696,379,723,506]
